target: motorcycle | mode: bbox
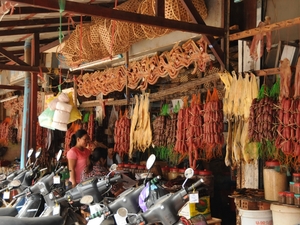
[116,168,207,225]
[0,148,43,217]
[12,149,65,218]
[84,154,168,225]
[0,215,64,225]
[0,148,36,189]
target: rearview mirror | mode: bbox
[0,174,6,181]
[80,195,94,205]
[182,168,194,189]
[35,148,42,159]
[146,154,156,170]
[109,164,118,172]
[9,179,21,188]
[184,168,194,179]
[27,148,33,158]
[56,149,63,161]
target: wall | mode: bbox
[266,0,300,45]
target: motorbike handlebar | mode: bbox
[13,189,28,199]
[109,174,121,183]
[55,166,65,174]
[55,196,66,203]
[187,178,204,192]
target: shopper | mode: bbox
[107,143,122,167]
[80,147,108,182]
[67,129,91,188]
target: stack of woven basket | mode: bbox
[60,0,208,67]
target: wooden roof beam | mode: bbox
[0,25,72,36]
[0,38,57,47]
[0,46,29,66]
[0,16,90,28]
[11,6,56,15]
[12,0,225,37]
[0,63,82,75]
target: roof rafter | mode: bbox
[0,25,72,36]
[12,0,225,37]
[0,16,90,28]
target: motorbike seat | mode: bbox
[0,207,18,216]
[0,215,64,225]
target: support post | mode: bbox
[20,39,31,169]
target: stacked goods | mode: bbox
[114,110,131,158]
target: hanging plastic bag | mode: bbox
[38,108,55,130]
[67,92,82,123]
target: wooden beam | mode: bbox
[1,49,24,55]
[0,38,57,47]
[80,73,220,107]
[253,67,280,76]
[0,84,24,90]
[0,16,90,28]
[0,25,72,36]
[0,63,83,75]
[13,0,225,37]
[0,46,29,66]
[11,6,56,14]
[229,16,300,41]
[155,0,165,17]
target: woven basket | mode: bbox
[138,0,170,39]
[115,0,144,43]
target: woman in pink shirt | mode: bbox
[67,129,91,188]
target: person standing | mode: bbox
[67,129,91,188]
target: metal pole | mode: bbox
[20,39,31,169]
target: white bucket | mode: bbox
[271,204,300,225]
[239,209,272,225]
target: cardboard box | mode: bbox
[179,196,211,220]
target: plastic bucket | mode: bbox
[239,209,272,225]
[271,204,300,225]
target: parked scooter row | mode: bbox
[0,151,208,225]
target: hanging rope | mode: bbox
[58,0,66,44]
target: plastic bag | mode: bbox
[67,92,82,123]
[38,108,55,130]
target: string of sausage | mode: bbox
[202,95,224,159]
[152,115,166,147]
[275,98,300,157]
[87,112,94,141]
[248,97,278,142]
[114,113,131,158]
